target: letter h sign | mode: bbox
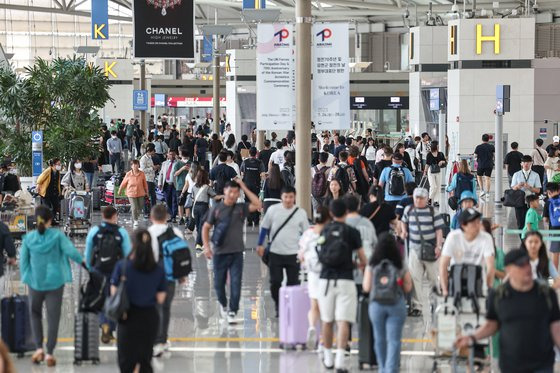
[476,24,500,55]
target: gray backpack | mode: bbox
[371,259,400,305]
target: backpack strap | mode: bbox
[466,265,480,316]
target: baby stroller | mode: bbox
[64,191,92,237]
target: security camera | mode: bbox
[403,8,410,18]
[451,4,459,12]
[533,3,539,12]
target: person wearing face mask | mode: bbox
[37,159,63,224]
[61,159,90,193]
[511,155,542,230]
[2,161,21,196]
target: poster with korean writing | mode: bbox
[257,23,295,130]
[312,23,350,130]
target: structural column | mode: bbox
[140,59,147,134]
[295,0,312,217]
[212,39,221,134]
[256,130,265,150]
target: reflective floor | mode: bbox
[6,176,548,372]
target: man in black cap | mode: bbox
[439,208,495,296]
[456,249,560,373]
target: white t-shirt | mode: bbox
[186,173,195,194]
[441,229,494,266]
[270,148,286,170]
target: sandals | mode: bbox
[31,350,44,364]
[46,355,56,367]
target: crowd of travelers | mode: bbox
[1,113,560,373]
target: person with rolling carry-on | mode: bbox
[84,206,131,344]
[363,233,412,373]
[20,206,85,367]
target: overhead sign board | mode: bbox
[91,0,109,40]
[133,90,149,111]
[350,96,409,110]
[133,0,195,58]
[154,94,167,107]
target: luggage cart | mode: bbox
[64,191,92,238]
[102,177,130,213]
[0,209,35,242]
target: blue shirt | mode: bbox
[111,259,166,308]
[511,169,541,191]
[84,223,132,271]
[379,163,414,201]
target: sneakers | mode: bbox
[323,349,334,369]
[179,217,185,225]
[219,305,228,320]
[153,343,165,357]
[306,327,317,350]
[227,311,236,324]
[101,323,113,344]
[164,341,172,352]
[480,191,486,198]
[195,244,204,254]
[335,349,347,372]
[133,221,139,228]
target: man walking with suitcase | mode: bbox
[257,186,309,316]
[84,206,131,344]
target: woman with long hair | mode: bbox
[362,137,377,172]
[323,179,344,207]
[191,169,219,251]
[520,231,560,288]
[297,206,331,350]
[263,163,285,212]
[111,230,167,373]
[180,161,200,225]
[225,134,237,153]
[363,233,412,373]
[446,159,477,208]
[20,206,85,366]
[544,147,560,183]
[424,141,447,207]
[61,159,90,192]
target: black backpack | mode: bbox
[242,159,262,189]
[371,259,401,305]
[317,223,349,268]
[79,270,107,313]
[281,166,295,187]
[92,225,123,274]
[455,173,474,199]
[334,165,351,194]
[387,167,405,196]
[352,158,369,195]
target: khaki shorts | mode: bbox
[317,279,357,323]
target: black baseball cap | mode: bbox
[458,208,482,225]
[504,249,530,267]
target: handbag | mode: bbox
[103,259,130,322]
[211,204,236,247]
[448,195,459,211]
[414,207,437,262]
[503,189,526,208]
[262,207,300,265]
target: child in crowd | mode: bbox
[522,194,541,239]
[450,190,476,230]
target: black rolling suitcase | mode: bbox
[1,295,34,357]
[357,295,376,370]
[441,213,451,238]
[74,312,100,365]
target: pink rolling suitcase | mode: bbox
[279,285,311,350]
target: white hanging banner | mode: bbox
[256,23,295,130]
[312,23,350,130]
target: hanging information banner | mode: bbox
[312,23,350,130]
[256,23,295,131]
[91,0,109,40]
[133,0,194,58]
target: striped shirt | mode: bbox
[402,206,445,253]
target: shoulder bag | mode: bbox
[368,204,381,221]
[103,259,130,322]
[262,207,300,265]
[211,203,236,247]
[414,207,437,262]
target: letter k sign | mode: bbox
[104,61,117,78]
[94,23,107,39]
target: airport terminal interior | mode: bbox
[1,0,560,372]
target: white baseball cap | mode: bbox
[554,136,559,143]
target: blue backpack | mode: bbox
[455,173,474,198]
[549,197,560,227]
[157,228,192,280]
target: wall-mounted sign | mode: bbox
[133,0,194,58]
[154,94,167,107]
[91,0,109,40]
[133,90,149,111]
[476,24,500,55]
[350,96,409,110]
